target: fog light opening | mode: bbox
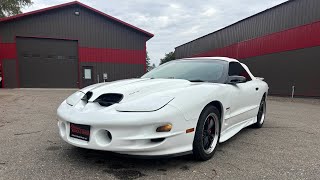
[95,129,112,146]
[59,121,66,137]
[107,131,112,141]
[156,124,172,132]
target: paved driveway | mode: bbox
[0,89,319,180]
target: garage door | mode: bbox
[16,37,78,88]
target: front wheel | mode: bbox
[253,97,266,128]
[193,106,220,161]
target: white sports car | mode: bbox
[57,57,268,160]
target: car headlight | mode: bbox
[66,91,85,106]
[115,96,174,112]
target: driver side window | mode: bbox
[228,62,252,81]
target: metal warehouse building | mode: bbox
[0,1,153,88]
[175,0,320,97]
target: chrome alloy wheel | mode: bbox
[202,113,219,154]
[258,100,266,125]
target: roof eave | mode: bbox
[0,1,154,38]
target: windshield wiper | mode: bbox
[188,79,205,82]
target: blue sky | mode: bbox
[23,0,287,65]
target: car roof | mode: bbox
[182,57,240,63]
[179,57,256,79]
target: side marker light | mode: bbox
[186,128,194,133]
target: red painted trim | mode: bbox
[192,20,320,59]
[0,43,17,59]
[79,47,146,64]
[0,37,18,88]
[0,1,154,38]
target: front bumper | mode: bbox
[57,101,195,156]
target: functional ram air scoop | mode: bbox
[93,93,124,107]
[81,91,93,103]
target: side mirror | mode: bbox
[227,75,246,84]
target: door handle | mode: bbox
[256,87,259,91]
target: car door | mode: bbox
[225,62,259,126]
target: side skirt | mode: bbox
[219,117,257,143]
[116,151,193,159]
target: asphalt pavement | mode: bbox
[0,89,319,180]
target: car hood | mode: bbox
[81,78,195,103]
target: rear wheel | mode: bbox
[253,97,266,128]
[193,106,220,161]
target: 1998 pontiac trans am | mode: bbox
[57,57,268,160]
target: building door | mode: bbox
[16,37,78,88]
[82,66,94,87]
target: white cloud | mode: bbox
[201,8,217,17]
[22,0,287,66]
[169,3,181,10]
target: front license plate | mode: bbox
[69,123,90,141]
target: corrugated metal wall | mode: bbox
[192,21,320,59]
[242,46,320,97]
[0,5,148,48]
[174,0,320,97]
[0,4,150,88]
[175,0,320,59]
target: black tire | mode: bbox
[193,105,220,161]
[253,97,266,128]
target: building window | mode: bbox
[84,69,92,79]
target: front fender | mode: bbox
[168,83,229,121]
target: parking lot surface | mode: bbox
[0,89,319,180]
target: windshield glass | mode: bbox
[142,60,227,83]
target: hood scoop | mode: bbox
[93,93,123,107]
[81,91,93,103]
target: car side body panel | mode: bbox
[168,79,268,143]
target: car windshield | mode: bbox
[142,60,227,83]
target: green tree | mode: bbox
[0,0,33,18]
[160,51,175,65]
[146,51,151,71]
[151,63,156,70]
